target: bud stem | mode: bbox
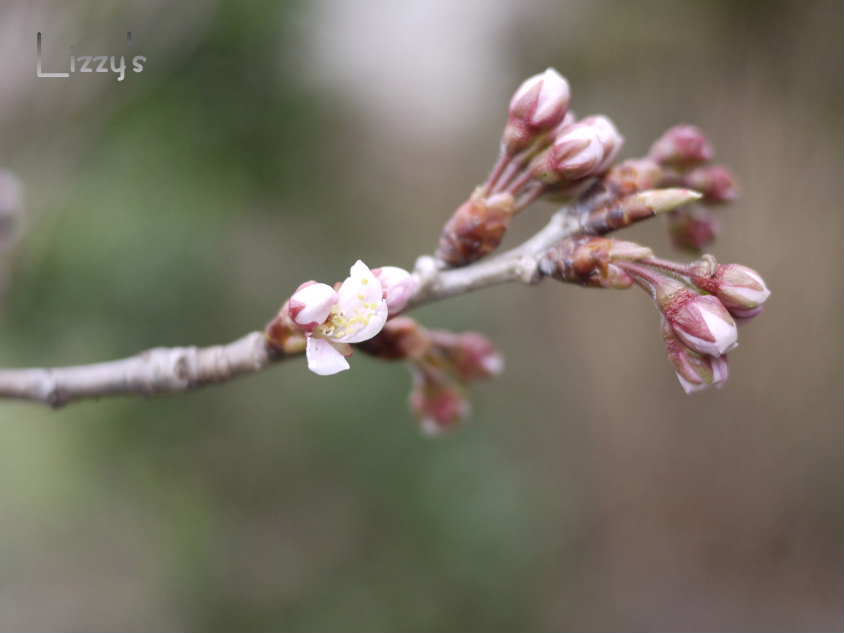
[506,170,535,196]
[485,152,512,194]
[615,260,669,294]
[496,137,548,192]
[640,256,693,277]
[515,181,547,213]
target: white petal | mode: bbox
[532,68,569,125]
[727,285,770,307]
[711,356,729,384]
[675,329,722,358]
[677,373,708,394]
[326,260,389,343]
[306,337,350,376]
[701,308,738,354]
[336,300,388,343]
[290,283,337,327]
[338,260,384,311]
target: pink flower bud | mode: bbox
[538,123,605,182]
[430,331,504,382]
[662,320,729,394]
[667,206,720,251]
[579,115,624,172]
[502,69,571,155]
[409,366,470,436]
[458,333,505,379]
[663,291,738,357]
[288,281,338,331]
[692,263,771,315]
[622,263,738,357]
[649,124,714,166]
[509,68,570,131]
[684,165,738,202]
[372,266,418,315]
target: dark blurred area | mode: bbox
[0,0,840,631]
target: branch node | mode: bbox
[515,255,541,284]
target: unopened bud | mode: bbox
[663,291,738,357]
[579,115,624,172]
[357,316,431,360]
[503,68,571,154]
[582,188,701,235]
[409,365,470,436]
[684,165,738,203]
[603,158,663,195]
[622,263,738,357]
[691,263,771,315]
[662,319,729,394]
[372,266,417,315]
[667,206,720,251]
[288,281,337,331]
[430,331,504,381]
[537,123,605,182]
[437,189,516,267]
[648,124,714,166]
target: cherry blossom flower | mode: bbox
[289,260,388,376]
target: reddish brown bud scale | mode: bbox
[265,300,307,354]
[539,236,651,289]
[603,158,663,196]
[436,190,516,267]
[581,189,701,235]
[356,317,432,360]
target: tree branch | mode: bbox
[0,332,284,407]
[0,208,581,408]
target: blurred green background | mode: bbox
[0,0,841,630]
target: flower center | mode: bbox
[315,301,380,340]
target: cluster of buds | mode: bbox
[266,68,769,432]
[647,125,738,251]
[541,236,770,393]
[435,69,736,268]
[437,68,625,266]
[357,317,504,435]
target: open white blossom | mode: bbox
[289,260,389,375]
